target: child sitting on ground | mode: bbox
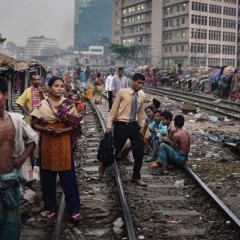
[71,91,86,116]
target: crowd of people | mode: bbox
[0,65,191,239]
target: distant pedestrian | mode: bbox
[85,66,91,85]
[105,68,115,110]
[112,67,128,97]
[99,73,147,186]
[79,68,86,90]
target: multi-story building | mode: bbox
[113,0,238,68]
[74,0,112,54]
[25,36,59,59]
[113,0,162,66]
[237,0,240,68]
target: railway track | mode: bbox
[20,92,240,239]
[143,86,240,120]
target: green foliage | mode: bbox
[0,34,6,44]
[109,43,138,61]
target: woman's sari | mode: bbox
[31,98,82,171]
[94,78,103,104]
[81,84,93,101]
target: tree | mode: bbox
[0,34,6,45]
[109,43,138,63]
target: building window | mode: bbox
[128,6,135,13]
[192,2,207,12]
[176,45,179,52]
[223,19,236,29]
[209,17,221,27]
[222,45,235,55]
[209,4,222,14]
[181,45,185,52]
[176,4,180,12]
[182,3,186,11]
[191,15,207,25]
[191,28,207,39]
[223,7,236,16]
[136,25,144,32]
[191,43,207,53]
[222,58,235,66]
[164,32,173,40]
[181,30,186,38]
[164,7,173,15]
[209,30,221,41]
[208,44,221,54]
[175,31,181,38]
[223,32,236,42]
[181,18,185,24]
[208,58,221,66]
[224,0,236,3]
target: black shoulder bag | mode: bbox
[97,134,115,167]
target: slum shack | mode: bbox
[0,53,47,112]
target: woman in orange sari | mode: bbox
[31,76,82,222]
[81,84,93,101]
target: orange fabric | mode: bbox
[76,103,85,112]
[81,85,93,101]
[41,122,71,171]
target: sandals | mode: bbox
[71,213,83,222]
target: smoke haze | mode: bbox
[0,0,74,48]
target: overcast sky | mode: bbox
[0,0,74,48]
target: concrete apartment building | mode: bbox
[25,36,59,59]
[113,0,238,68]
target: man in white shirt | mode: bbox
[105,68,115,111]
[112,67,128,97]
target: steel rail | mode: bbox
[182,165,240,229]
[143,87,240,120]
[90,101,137,240]
[141,87,240,228]
[156,86,240,108]
[145,87,240,111]
[51,194,65,240]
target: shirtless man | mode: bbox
[149,115,190,174]
[0,77,37,239]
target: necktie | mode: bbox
[130,92,138,121]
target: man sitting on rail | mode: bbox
[149,115,190,174]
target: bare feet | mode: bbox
[149,161,168,174]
